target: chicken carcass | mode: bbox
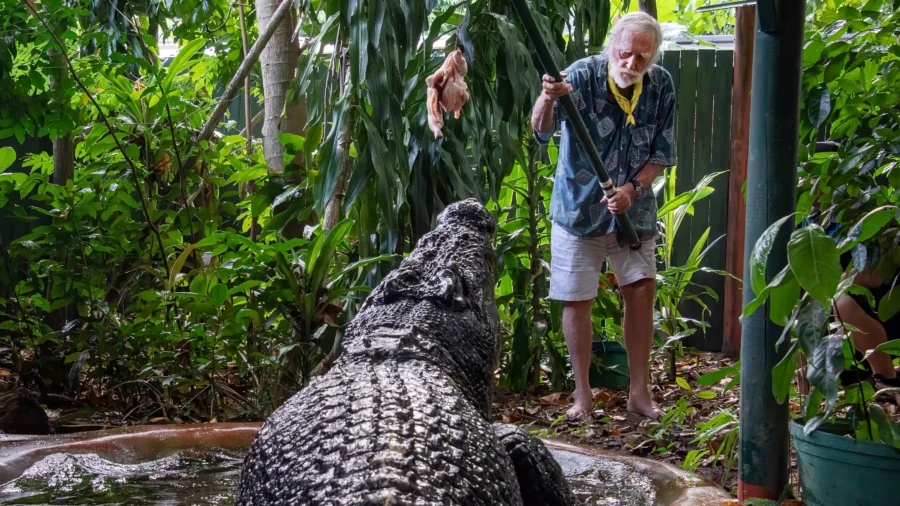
[426,49,470,140]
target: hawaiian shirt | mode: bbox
[535,53,677,239]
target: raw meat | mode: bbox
[426,49,470,140]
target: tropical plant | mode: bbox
[652,166,728,379]
[743,0,900,447]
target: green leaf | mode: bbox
[807,86,831,127]
[869,404,900,449]
[697,361,740,386]
[796,300,829,357]
[837,206,897,253]
[788,225,842,304]
[807,333,845,415]
[772,341,799,404]
[743,265,794,318]
[0,146,14,172]
[770,276,801,326]
[696,390,716,399]
[877,287,900,322]
[209,284,228,308]
[162,38,207,91]
[804,387,824,423]
[168,244,195,290]
[872,339,900,357]
[68,350,90,390]
[750,215,794,296]
[676,377,691,391]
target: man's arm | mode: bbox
[604,162,665,214]
[531,73,573,137]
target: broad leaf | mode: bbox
[0,146,14,172]
[808,86,831,127]
[697,361,740,386]
[788,225,842,304]
[837,205,897,253]
[878,288,900,322]
[869,404,900,449]
[770,276,801,326]
[796,300,829,357]
[750,215,794,296]
[772,341,799,405]
[210,284,228,308]
[806,333,845,416]
[162,38,206,92]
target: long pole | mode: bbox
[738,0,805,501]
[509,0,641,250]
[722,4,756,359]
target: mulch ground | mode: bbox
[493,352,746,495]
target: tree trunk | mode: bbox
[323,58,353,230]
[638,0,658,19]
[257,0,307,174]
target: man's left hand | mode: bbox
[600,184,635,214]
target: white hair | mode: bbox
[603,12,663,66]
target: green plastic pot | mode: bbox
[791,418,900,506]
[589,340,630,391]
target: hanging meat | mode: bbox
[426,48,470,140]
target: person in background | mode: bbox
[803,141,899,390]
[531,12,676,421]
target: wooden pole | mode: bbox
[738,0,804,501]
[722,5,756,359]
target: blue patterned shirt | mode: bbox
[535,54,677,239]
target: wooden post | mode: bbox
[722,5,755,359]
[738,0,804,501]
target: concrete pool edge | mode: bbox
[1,422,735,505]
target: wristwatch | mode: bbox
[630,179,644,198]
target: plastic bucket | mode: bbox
[589,340,630,390]
[790,417,900,506]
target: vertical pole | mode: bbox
[722,5,756,359]
[738,0,805,501]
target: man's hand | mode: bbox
[600,183,636,214]
[542,72,573,101]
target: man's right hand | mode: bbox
[542,72,573,101]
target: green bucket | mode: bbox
[790,417,900,506]
[589,340,630,390]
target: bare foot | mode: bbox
[566,390,593,422]
[626,388,662,419]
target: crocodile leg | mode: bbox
[492,422,579,506]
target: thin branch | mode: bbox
[197,0,297,143]
[26,2,172,282]
[130,16,200,255]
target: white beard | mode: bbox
[610,64,643,89]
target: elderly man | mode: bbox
[531,12,676,420]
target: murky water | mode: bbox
[0,450,245,505]
[0,447,659,506]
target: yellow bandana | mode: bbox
[607,61,642,126]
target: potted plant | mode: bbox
[589,269,630,391]
[742,4,900,505]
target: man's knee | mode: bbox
[563,299,594,313]
[620,277,655,299]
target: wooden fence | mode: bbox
[659,46,735,352]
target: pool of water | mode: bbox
[0,424,732,505]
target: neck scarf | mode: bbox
[607,60,642,126]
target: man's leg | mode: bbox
[835,295,896,379]
[562,299,595,420]
[619,277,661,418]
[548,222,605,422]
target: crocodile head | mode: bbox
[339,198,500,417]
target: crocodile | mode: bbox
[235,198,577,506]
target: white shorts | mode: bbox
[549,222,657,301]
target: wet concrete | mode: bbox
[0,423,733,505]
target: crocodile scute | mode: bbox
[235,198,577,506]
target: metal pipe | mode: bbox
[509,0,642,250]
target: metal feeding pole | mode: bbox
[509,0,642,250]
[738,0,805,501]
